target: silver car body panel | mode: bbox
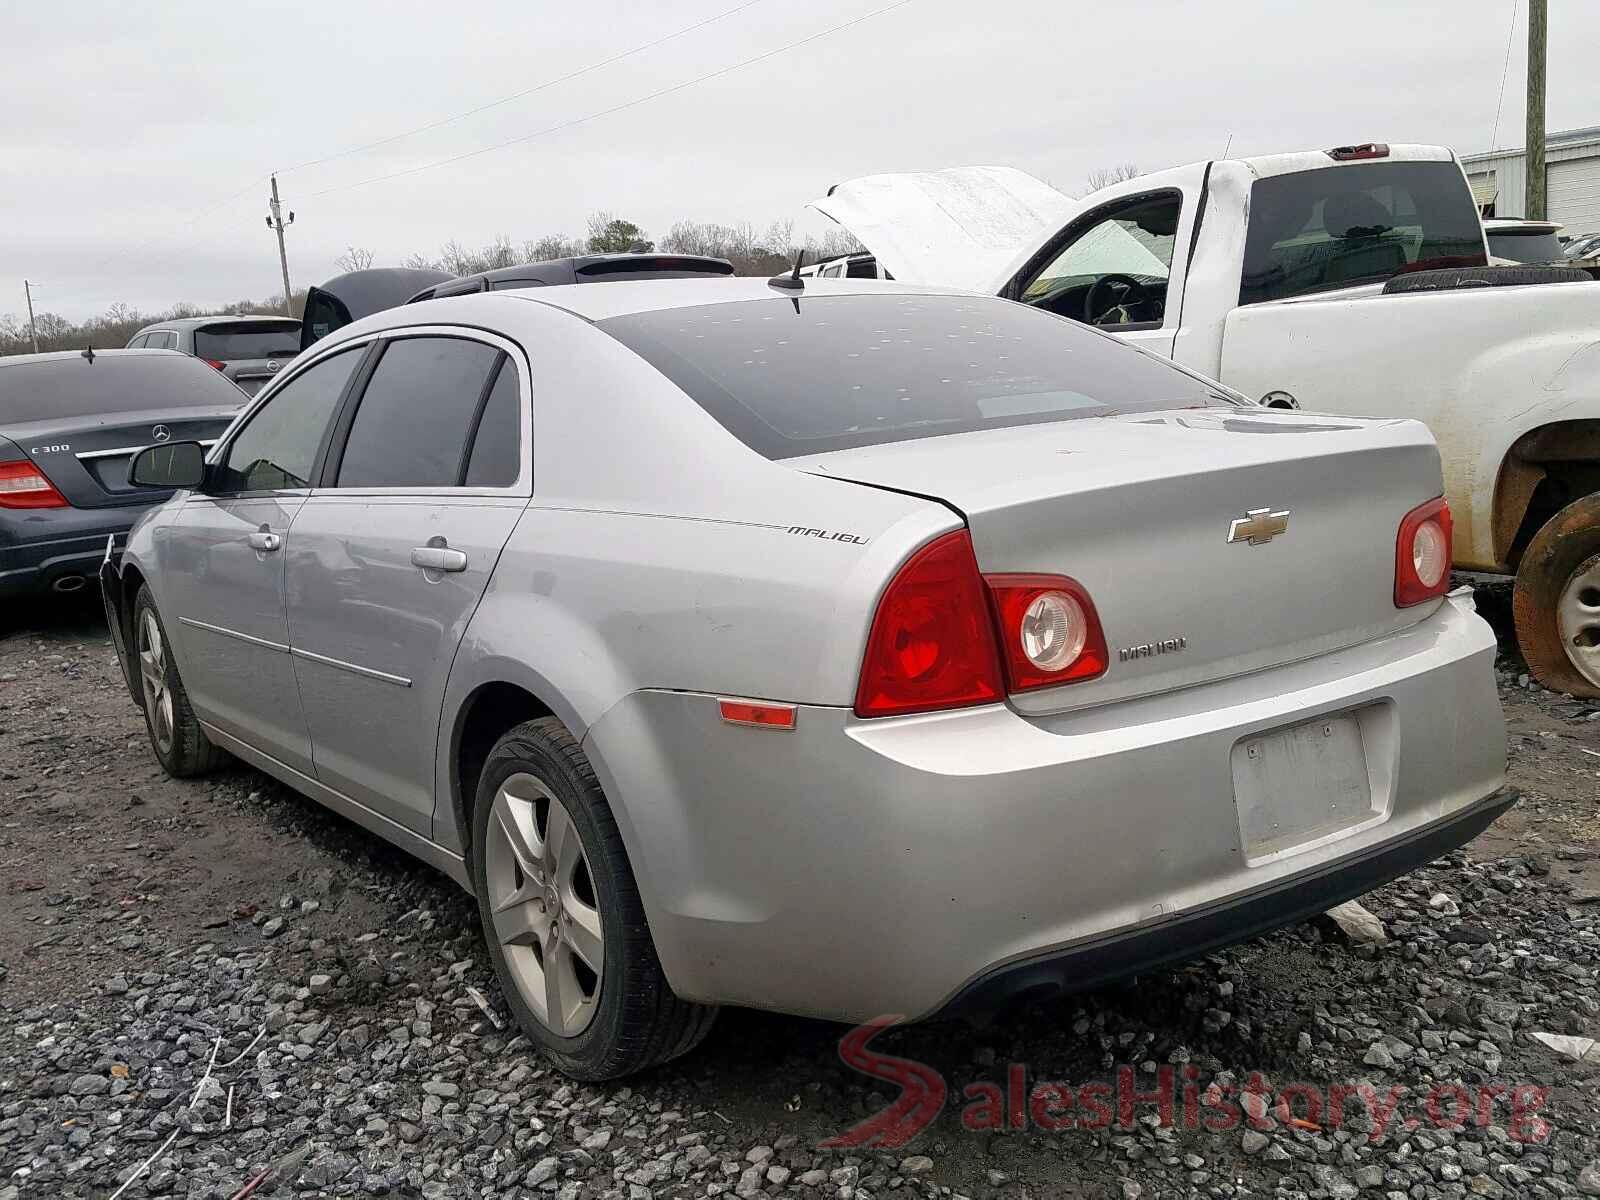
[109,280,1508,1022]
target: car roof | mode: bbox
[502,275,968,321]
[135,314,299,332]
[406,254,737,302]
[0,347,191,371]
[308,277,980,353]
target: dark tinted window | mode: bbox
[1486,228,1566,264]
[463,359,521,487]
[193,322,302,360]
[0,353,244,424]
[1241,161,1487,305]
[336,337,501,488]
[216,348,361,491]
[600,294,1227,459]
[490,277,544,290]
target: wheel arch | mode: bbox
[445,674,558,864]
[1491,420,1600,569]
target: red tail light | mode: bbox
[1395,496,1452,607]
[855,532,1111,717]
[202,358,227,370]
[986,575,1109,691]
[0,461,68,509]
[854,531,1005,718]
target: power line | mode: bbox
[306,0,916,200]
[277,0,769,177]
[1488,0,1517,153]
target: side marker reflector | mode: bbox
[718,698,797,730]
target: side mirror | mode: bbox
[130,441,206,489]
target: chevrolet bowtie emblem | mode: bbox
[1227,507,1291,546]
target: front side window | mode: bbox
[335,336,504,488]
[601,294,1230,460]
[1241,161,1487,304]
[214,348,361,492]
[1020,193,1180,327]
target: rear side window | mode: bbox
[463,360,521,487]
[0,354,243,423]
[193,322,302,361]
[216,348,362,492]
[599,294,1227,459]
[1241,161,1487,304]
[335,337,504,488]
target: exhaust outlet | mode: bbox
[52,574,87,594]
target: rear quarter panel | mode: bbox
[434,300,954,854]
[1218,280,1600,569]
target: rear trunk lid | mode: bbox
[791,408,1443,712]
[2,406,240,508]
[809,166,1077,291]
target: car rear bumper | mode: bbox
[583,590,1507,1023]
[0,508,140,598]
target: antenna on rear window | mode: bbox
[768,249,805,292]
[81,346,96,364]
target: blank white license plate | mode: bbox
[1233,714,1375,863]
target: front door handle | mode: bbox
[411,544,468,573]
[247,526,281,552]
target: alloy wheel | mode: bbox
[138,610,175,756]
[483,772,604,1037]
[1556,551,1600,689]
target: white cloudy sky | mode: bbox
[4,0,1596,321]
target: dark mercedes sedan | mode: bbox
[1,349,245,598]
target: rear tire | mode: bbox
[132,586,228,777]
[470,716,717,1080]
[1513,494,1600,698]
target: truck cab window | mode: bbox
[1019,194,1180,329]
[1239,161,1487,304]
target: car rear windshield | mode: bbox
[1241,161,1487,305]
[0,354,241,424]
[1486,228,1566,264]
[599,294,1230,459]
[192,322,302,361]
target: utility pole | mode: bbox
[265,174,295,316]
[23,280,39,354]
[1526,0,1547,220]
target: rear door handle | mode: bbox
[411,545,468,572]
[247,527,281,552]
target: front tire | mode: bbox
[132,586,228,777]
[1513,494,1600,697]
[471,717,716,1080]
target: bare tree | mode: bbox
[1081,163,1141,195]
[335,246,375,273]
[524,234,584,262]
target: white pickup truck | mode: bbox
[812,143,1600,696]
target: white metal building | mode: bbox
[1462,125,1600,232]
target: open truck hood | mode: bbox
[809,166,1077,292]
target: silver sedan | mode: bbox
[102,277,1510,1079]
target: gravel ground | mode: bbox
[2,586,1599,1200]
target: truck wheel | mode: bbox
[1513,494,1600,697]
[471,716,717,1080]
